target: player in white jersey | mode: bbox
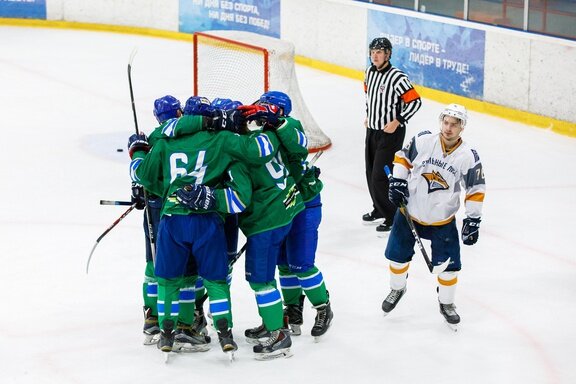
[381,103,485,328]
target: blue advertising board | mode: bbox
[368,11,485,99]
[180,0,280,38]
[0,0,46,19]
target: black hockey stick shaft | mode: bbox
[384,166,450,274]
[86,203,137,274]
[127,49,156,264]
[100,200,132,206]
[229,242,247,267]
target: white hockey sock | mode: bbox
[389,261,409,290]
[437,271,458,304]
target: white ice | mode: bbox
[1,27,575,384]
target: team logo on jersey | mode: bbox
[422,171,449,193]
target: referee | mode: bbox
[363,37,422,235]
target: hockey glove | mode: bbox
[388,177,409,207]
[207,109,244,133]
[176,184,216,210]
[131,183,146,210]
[127,133,150,158]
[238,104,280,127]
[304,165,321,179]
[461,217,481,245]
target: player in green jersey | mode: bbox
[177,100,307,360]
[256,91,334,340]
[128,102,270,355]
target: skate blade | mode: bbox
[445,322,459,332]
[245,337,269,345]
[254,348,293,361]
[143,334,160,345]
[162,351,177,364]
[363,218,384,226]
[173,342,211,353]
[225,350,235,362]
[287,324,301,336]
[376,231,391,238]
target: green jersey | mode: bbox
[131,117,278,217]
[275,117,324,202]
[234,130,305,237]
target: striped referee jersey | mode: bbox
[364,64,421,130]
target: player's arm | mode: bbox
[128,136,164,197]
[274,117,310,161]
[463,153,485,220]
[223,130,280,165]
[175,161,252,214]
[212,161,252,214]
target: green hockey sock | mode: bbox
[296,266,328,306]
[203,279,233,328]
[178,275,197,326]
[278,264,303,305]
[194,277,206,311]
[250,281,284,331]
[142,261,158,316]
[157,277,181,329]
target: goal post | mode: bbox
[193,30,331,152]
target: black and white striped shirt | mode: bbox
[364,64,422,130]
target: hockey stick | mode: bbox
[128,48,156,264]
[384,166,450,274]
[100,200,132,206]
[308,149,324,166]
[228,242,247,268]
[86,203,137,274]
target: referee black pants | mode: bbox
[365,127,405,224]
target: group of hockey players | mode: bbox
[364,36,486,330]
[127,91,333,360]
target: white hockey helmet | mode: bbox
[439,103,468,128]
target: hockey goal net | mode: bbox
[193,30,331,152]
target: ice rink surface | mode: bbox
[1,26,575,384]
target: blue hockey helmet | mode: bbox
[258,91,291,116]
[183,96,213,116]
[211,97,243,110]
[153,95,182,123]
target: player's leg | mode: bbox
[154,215,191,352]
[430,221,462,326]
[192,213,235,353]
[141,205,161,344]
[383,210,415,314]
[245,224,293,358]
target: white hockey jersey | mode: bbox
[392,130,485,225]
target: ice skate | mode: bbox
[216,318,237,362]
[362,210,384,225]
[311,300,333,341]
[244,323,271,344]
[192,294,210,337]
[381,287,406,315]
[142,306,160,345]
[439,303,460,332]
[376,221,392,238]
[157,319,176,363]
[172,323,211,352]
[253,329,293,361]
[283,294,305,336]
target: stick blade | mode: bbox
[86,242,98,274]
[431,258,451,274]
